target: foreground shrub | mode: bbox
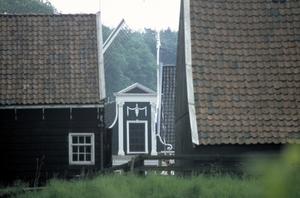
[246,145,300,198]
[0,180,29,198]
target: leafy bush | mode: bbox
[246,145,300,198]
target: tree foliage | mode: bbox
[0,0,57,14]
[160,28,178,65]
[142,28,177,65]
[103,26,177,102]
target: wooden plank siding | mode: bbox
[0,107,108,185]
[174,0,194,166]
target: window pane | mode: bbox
[86,136,91,143]
[136,145,145,151]
[73,146,78,153]
[130,145,134,151]
[86,146,91,153]
[139,138,144,143]
[79,146,85,153]
[79,136,84,143]
[86,154,91,161]
[130,123,143,130]
[129,123,145,152]
[73,154,78,161]
[129,123,134,130]
[138,123,145,130]
[134,138,139,143]
[79,154,84,161]
[72,136,78,143]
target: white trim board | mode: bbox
[184,0,199,145]
[115,83,156,95]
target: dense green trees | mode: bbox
[142,28,177,65]
[0,0,57,14]
[160,28,177,65]
[103,27,177,101]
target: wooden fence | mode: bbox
[109,154,279,175]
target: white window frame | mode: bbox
[69,133,95,165]
[126,120,148,154]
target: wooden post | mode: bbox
[130,157,135,173]
[138,155,145,176]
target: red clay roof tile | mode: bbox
[0,14,102,105]
[190,0,300,145]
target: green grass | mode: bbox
[6,174,264,198]
[0,180,29,198]
[2,145,300,198]
[2,168,300,198]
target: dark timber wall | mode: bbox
[174,0,194,168]
[193,144,283,156]
[0,107,110,185]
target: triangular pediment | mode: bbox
[116,83,156,95]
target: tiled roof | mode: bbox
[190,0,300,145]
[0,14,103,105]
[160,65,176,149]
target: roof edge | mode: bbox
[0,104,104,109]
[0,13,97,16]
[97,12,106,100]
[184,0,199,145]
[115,83,156,95]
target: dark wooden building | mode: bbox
[175,0,300,167]
[0,13,110,184]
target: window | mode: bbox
[69,133,95,165]
[127,121,148,154]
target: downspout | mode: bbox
[156,31,161,134]
[155,31,173,151]
[96,12,105,170]
[157,62,162,136]
[99,110,104,170]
